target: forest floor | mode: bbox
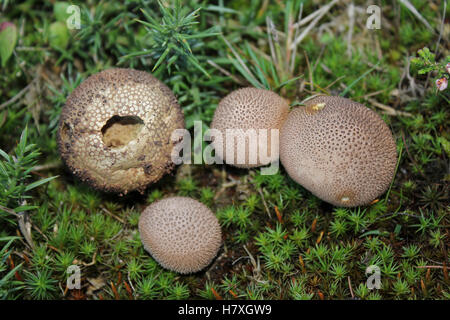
[0,0,449,300]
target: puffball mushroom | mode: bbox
[57,68,185,194]
[210,87,290,168]
[280,95,397,207]
[139,197,222,274]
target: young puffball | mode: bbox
[280,95,397,207]
[210,87,289,168]
[139,197,222,274]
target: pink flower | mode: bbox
[0,21,15,32]
[446,62,450,74]
[436,77,448,91]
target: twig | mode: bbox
[375,211,422,222]
[312,45,326,74]
[292,3,327,29]
[434,0,447,54]
[0,204,20,218]
[242,245,257,270]
[33,224,49,242]
[355,89,386,100]
[266,16,278,66]
[301,93,328,104]
[257,187,271,219]
[100,206,125,224]
[31,161,62,172]
[0,80,35,110]
[243,245,264,283]
[14,200,35,250]
[127,272,136,298]
[17,212,35,250]
[303,81,328,94]
[346,2,355,58]
[324,75,346,90]
[15,46,50,52]
[367,98,413,117]
[320,63,332,74]
[290,3,303,73]
[374,33,383,61]
[110,229,124,241]
[0,203,36,250]
[213,180,239,201]
[290,0,339,49]
[207,59,245,85]
[304,51,313,91]
[232,255,249,266]
[398,0,434,33]
[406,57,419,97]
[74,251,97,267]
[348,276,355,299]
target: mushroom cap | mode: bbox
[280,95,397,207]
[138,197,222,274]
[57,68,185,194]
[210,87,290,168]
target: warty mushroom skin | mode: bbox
[138,197,222,274]
[57,68,185,194]
[280,95,397,207]
[210,87,290,168]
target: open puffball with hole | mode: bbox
[210,87,290,168]
[280,96,397,207]
[57,68,185,194]
[138,197,222,274]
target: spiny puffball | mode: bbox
[210,87,290,168]
[57,68,185,194]
[138,197,222,274]
[280,95,397,207]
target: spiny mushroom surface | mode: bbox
[210,87,290,168]
[57,68,185,194]
[138,197,222,274]
[280,95,397,207]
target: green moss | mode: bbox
[0,0,448,301]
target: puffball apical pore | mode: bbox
[57,68,185,194]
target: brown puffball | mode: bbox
[210,87,289,168]
[138,197,222,274]
[280,95,397,207]
[57,68,185,194]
